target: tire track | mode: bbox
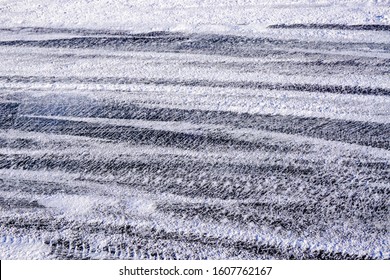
[268,24,390,32]
[2,75,390,96]
[13,109,390,150]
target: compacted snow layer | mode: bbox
[0,2,389,260]
[1,0,390,34]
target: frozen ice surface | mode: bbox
[0,1,389,259]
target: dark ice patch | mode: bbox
[0,103,19,129]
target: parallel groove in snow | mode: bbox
[2,75,390,96]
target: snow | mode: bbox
[0,0,389,260]
[0,1,389,35]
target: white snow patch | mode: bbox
[0,237,50,259]
[0,1,389,35]
[38,194,114,216]
[124,197,156,217]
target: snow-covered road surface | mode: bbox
[0,1,389,260]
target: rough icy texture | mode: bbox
[0,1,389,259]
[1,0,390,34]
